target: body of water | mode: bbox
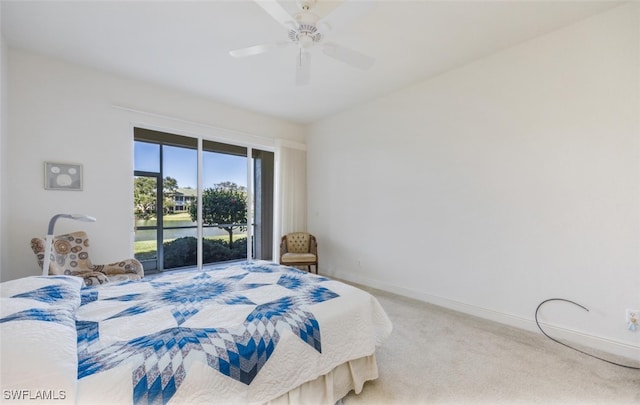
[135,219,243,242]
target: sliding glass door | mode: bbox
[133,128,273,274]
[200,140,248,267]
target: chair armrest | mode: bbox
[309,235,318,256]
[74,271,110,286]
[95,258,144,280]
[280,236,288,259]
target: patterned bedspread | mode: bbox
[0,261,392,405]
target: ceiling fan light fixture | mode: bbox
[288,24,322,46]
[299,34,314,49]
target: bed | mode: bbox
[0,261,392,404]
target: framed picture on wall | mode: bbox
[44,162,83,191]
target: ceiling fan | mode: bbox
[229,0,375,86]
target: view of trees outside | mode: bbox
[134,141,248,272]
[134,176,179,220]
[189,182,247,249]
[134,178,248,271]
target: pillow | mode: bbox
[0,276,83,309]
[0,276,82,403]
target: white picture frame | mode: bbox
[44,162,83,191]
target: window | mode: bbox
[133,128,273,273]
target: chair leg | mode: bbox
[307,265,311,273]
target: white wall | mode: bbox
[0,31,7,278]
[308,3,639,358]
[3,49,305,282]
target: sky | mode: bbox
[134,142,247,189]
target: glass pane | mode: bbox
[163,228,198,270]
[252,149,274,261]
[134,141,160,173]
[202,151,248,265]
[162,145,197,216]
[161,145,198,270]
[134,175,160,273]
[135,229,158,272]
[203,152,247,187]
[134,175,158,225]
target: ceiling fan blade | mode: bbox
[229,41,290,58]
[254,0,297,30]
[322,42,374,70]
[296,51,311,86]
[317,0,376,35]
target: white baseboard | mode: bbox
[333,270,640,362]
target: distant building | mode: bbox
[172,188,197,212]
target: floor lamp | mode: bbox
[42,214,96,276]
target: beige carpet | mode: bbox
[343,285,640,404]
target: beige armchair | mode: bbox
[279,232,318,274]
[31,231,144,286]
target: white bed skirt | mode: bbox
[269,354,378,405]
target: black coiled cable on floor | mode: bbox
[535,298,639,370]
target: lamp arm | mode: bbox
[47,214,66,235]
[42,234,54,277]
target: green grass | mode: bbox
[136,212,193,225]
[162,212,193,222]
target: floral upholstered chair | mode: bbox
[30,231,144,286]
[279,232,318,274]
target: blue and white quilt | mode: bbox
[1,261,392,404]
[1,276,82,403]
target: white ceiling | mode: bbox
[1,0,622,124]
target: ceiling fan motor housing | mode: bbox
[289,24,322,48]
